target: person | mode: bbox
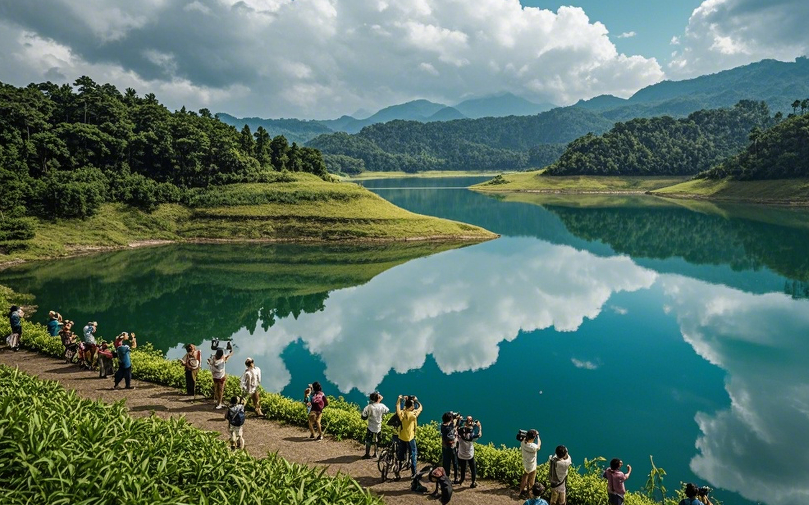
[457,416,482,488]
[548,445,572,505]
[240,357,263,417]
[82,321,98,369]
[303,385,312,415]
[47,311,63,337]
[7,305,23,350]
[604,458,632,505]
[361,391,389,459]
[519,429,541,499]
[308,381,328,440]
[395,395,423,478]
[679,483,712,505]
[113,332,137,390]
[427,466,453,503]
[440,412,459,482]
[208,347,233,409]
[523,483,549,505]
[59,320,78,363]
[97,342,115,378]
[225,395,246,450]
[180,343,201,397]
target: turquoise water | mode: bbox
[3,178,809,505]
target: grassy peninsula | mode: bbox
[472,171,689,193]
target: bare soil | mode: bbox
[0,349,519,505]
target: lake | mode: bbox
[3,176,809,505]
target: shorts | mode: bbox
[308,411,322,424]
[84,343,98,353]
[550,488,567,505]
[213,377,226,385]
[364,428,380,445]
[608,493,625,505]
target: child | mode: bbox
[225,396,246,450]
[97,342,115,378]
[303,385,312,415]
[523,483,549,505]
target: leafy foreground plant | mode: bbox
[0,364,382,505]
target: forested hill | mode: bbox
[698,110,809,180]
[307,107,613,173]
[0,77,328,220]
[544,100,774,176]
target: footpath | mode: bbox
[0,350,517,505]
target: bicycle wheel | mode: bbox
[377,449,392,481]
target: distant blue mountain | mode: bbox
[427,106,467,122]
[454,92,555,118]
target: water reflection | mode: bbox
[661,276,809,505]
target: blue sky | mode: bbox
[0,0,807,118]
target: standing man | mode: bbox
[604,458,632,505]
[180,343,201,397]
[519,429,541,499]
[548,445,572,505]
[395,395,423,480]
[82,321,98,369]
[457,416,482,488]
[113,332,137,390]
[361,391,389,459]
[240,357,263,417]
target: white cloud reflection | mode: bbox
[660,275,809,505]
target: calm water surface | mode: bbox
[3,176,809,505]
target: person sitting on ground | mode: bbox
[519,429,541,499]
[240,357,263,417]
[97,341,115,379]
[225,395,246,450]
[457,416,482,488]
[82,321,98,369]
[113,332,137,390]
[427,466,453,503]
[7,305,23,350]
[47,311,63,337]
[548,445,572,505]
[361,391,389,459]
[396,395,423,478]
[208,347,233,409]
[308,381,328,440]
[180,343,201,397]
[604,458,631,505]
[59,320,78,363]
[524,483,549,505]
[679,483,712,505]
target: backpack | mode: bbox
[229,406,245,427]
[311,391,327,411]
[386,413,402,429]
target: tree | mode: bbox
[802,99,809,115]
[269,135,290,171]
[253,126,271,167]
[792,99,801,115]
[239,124,255,156]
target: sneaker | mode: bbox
[112,385,119,390]
[124,386,135,390]
[309,433,315,439]
[361,454,371,460]
[470,482,477,488]
[215,404,224,410]
[316,435,323,441]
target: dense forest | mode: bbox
[307,107,611,172]
[698,105,809,180]
[544,100,775,176]
[0,77,328,227]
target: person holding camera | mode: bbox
[396,395,423,478]
[361,391,388,459]
[180,343,202,397]
[240,357,263,417]
[518,429,541,499]
[548,445,572,505]
[604,458,632,505]
[208,346,233,409]
[112,332,137,390]
[680,483,712,505]
[81,321,98,369]
[457,416,482,488]
[440,412,460,481]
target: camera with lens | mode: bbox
[211,338,233,351]
[697,486,712,497]
[516,429,528,441]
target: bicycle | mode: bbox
[377,437,404,482]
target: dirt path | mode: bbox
[0,349,518,505]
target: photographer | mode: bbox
[518,429,541,499]
[604,458,631,505]
[457,416,482,488]
[440,412,459,481]
[113,332,137,390]
[548,445,572,505]
[395,395,423,479]
[361,391,388,459]
[680,483,712,505]
[180,343,201,397]
[208,346,233,409]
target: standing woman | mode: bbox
[240,358,264,417]
[7,305,23,350]
[180,343,202,397]
[82,321,98,369]
[208,347,233,409]
[47,311,63,337]
[457,417,482,488]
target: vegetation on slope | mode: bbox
[473,172,688,193]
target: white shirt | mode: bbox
[362,402,390,433]
[240,367,262,394]
[521,439,540,472]
[209,357,227,379]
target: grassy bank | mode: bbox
[1,173,496,264]
[650,177,809,204]
[472,171,689,193]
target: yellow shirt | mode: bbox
[397,405,422,441]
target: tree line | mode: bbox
[0,77,328,226]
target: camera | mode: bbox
[516,429,528,441]
[211,338,233,351]
[698,486,712,497]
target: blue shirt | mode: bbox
[524,499,549,505]
[117,344,132,368]
[47,319,61,336]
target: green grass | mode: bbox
[1,173,496,263]
[472,171,690,192]
[651,177,809,204]
[342,170,504,181]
